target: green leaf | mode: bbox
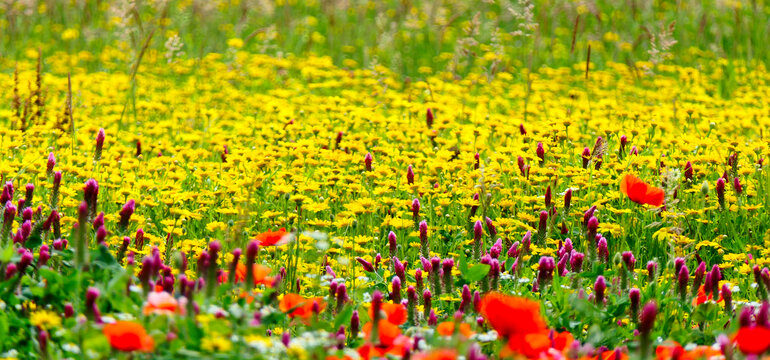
[0,245,14,262]
[334,305,354,330]
[91,246,119,269]
[464,264,490,282]
[458,252,469,274]
[25,233,42,249]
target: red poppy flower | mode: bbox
[693,285,723,306]
[436,322,474,338]
[620,174,665,207]
[413,349,458,360]
[279,293,324,319]
[734,326,770,355]
[256,228,290,246]
[479,292,547,338]
[103,321,154,352]
[369,303,407,326]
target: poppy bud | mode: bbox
[674,257,685,276]
[581,147,591,169]
[564,189,572,213]
[4,263,16,279]
[722,284,733,315]
[411,198,421,219]
[94,128,105,161]
[350,310,360,338]
[64,303,74,318]
[570,252,584,273]
[536,142,545,164]
[517,156,526,174]
[86,287,102,323]
[739,306,753,327]
[594,276,606,305]
[406,165,415,185]
[677,265,689,301]
[557,253,569,277]
[336,284,348,313]
[415,268,424,295]
[388,231,397,257]
[423,289,432,320]
[428,309,438,326]
[537,210,548,243]
[393,257,406,283]
[442,259,454,293]
[419,221,429,258]
[507,241,520,258]
[538,256,555,286]
[356,257,375,272]
[716,178,726,209]
[485,217,497,238]
[426,108,434,128]
[622,251,635,272]
[733,177,743,196]
[119,199,135,230]
[684,161,694,181]
[390,277,402,304]
[473,291,481,312]
[638,301,657,335]
[597,237,609,263]
[46,152,56,176]
[758,302,769,328]
[96,226,107,245]
[371,290,383,324]
[459,285,471,313]
[364,153,373,171]
[227,248,242,284]
[23,183,33,209]
[629,288,640,321]
[473,220,483,258]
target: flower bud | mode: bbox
[364,153,373,171]
[677,265,689,301]
[94,128,105,161]
[593,276,608,306]
[356,257,374,272]
[119,199,135,230]
[406,165,415,185]
[684,161,694,181]
[388,231,397,257]
[638,301,657,335]
[46,153,56,176]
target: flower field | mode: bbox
[1,1,770,359]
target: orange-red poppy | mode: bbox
[734,326,770,355]
[479,292,547,338]
[413,349,458,360]
[102,321,154,352]
[693,285,723,306]
[143,291,183,315]
[256,228,290,246]
[620,174,665,207]
[359,322,410,359]
[436,322,474,338]
[369,303,407,326]
[279,293,324,319]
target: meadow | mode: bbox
[1,0,770,359]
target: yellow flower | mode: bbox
[29,310,62,330]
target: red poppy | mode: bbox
[693,285,723,306]
[103,321,155,352]
[734,326,770,355]
[256,228,290,246]
[436,322,474,337]
[279,293,324,319]
[359,321,410,359]
[413,349,458,360]
[479,292,547,338]
[620,174,665,207]
[369,303,407,326]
